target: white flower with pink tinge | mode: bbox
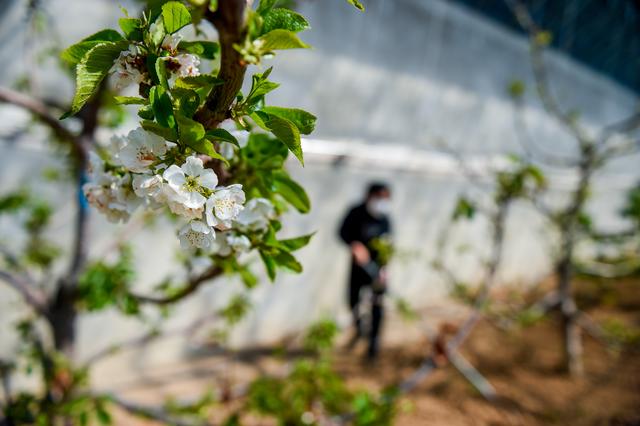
[110,45,147,90]
[117,128,167,173]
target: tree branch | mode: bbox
[0,86,85,163]
[195,0,250,130]
[504,0,592,146]
[0,270,48,315]
[131,265,223,305]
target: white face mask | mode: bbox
[368,198,391,217]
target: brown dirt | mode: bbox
[110,278,640,425]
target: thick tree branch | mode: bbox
[131,265,223,305]
[195,0,250,129]
[0,270,48,315]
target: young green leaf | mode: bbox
[273,172,310,213]
[260,106,316,135]
[176,113,206,145]
[155,57,169,89]
[175,74,224,100]
[114,96,147,105]
[257,0,278,15]
[172,88,200,118]
[149,86,176,128]
[141,120,178,141]
[119,18,142,40]
[60,29,123,65]
[206,129,239,147]
[273,250,303,273]
[260,251,277,281]
[262,8,310,34]
[178,41,220,59]
[258,29,309,51]
[263,114,303,165]
[138,105,155,120]
[278,233,315,251]
[63,41,128,118]
[346,0,365,11]
[186,138,229,166]
[162,1,192,34]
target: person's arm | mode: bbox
[339,208,370,266]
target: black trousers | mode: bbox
[348,267,385,357]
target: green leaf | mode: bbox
[176,113,206,145]
[262,114,303,165]
[257,29,309,51]
[114,96,147,105]
[245,68,279,108]
[273,172,310,213]
[239,268,258,289]
[346,0,365,11]
[205,129,239,147]
[173,88,200,118]
[60,29,123,64]
[260,106,316,135]
[141,120,177,141]
[186,138,229,166]
[278,233,315,251]
[155,57,169,89]
[178,41,220,59]
[257,0,277,15]
[149,85,175,128]
[138,105,155,120]
[262,8,309,34]
[260,251,277,281]
[63,41,128,118]
[175,74,224,100]
[273,250,303,273]
[162,1,192,34]
[119,18,142,40]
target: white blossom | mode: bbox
[174,54,200,77]
[163,156,218,212]
[205,184,245,230]
[161,33,182,53]
[227,234,251,253]
[83,174,138,223]
[117,128,168,173]
[234,198,275,231]
[110,45,146,90]
[208,232,251,257]
[132,174,164,201]
[178,220,215,250]
[167,200,204,221]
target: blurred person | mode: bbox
[339,182,392,360]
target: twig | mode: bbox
[0,270,48,315]
[0,86,85,162]
[131,266,224,305]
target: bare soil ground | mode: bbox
[111,277,640,425]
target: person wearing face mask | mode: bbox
[338,182,392,360]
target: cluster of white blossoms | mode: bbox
[110,45,149,90]
[83,127,275,253]
[109,34,200,90]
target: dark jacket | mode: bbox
[339,203,391,285]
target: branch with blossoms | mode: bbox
[0,1,367,424]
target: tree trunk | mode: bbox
[47,285,77,358]
[556,241,584,377]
